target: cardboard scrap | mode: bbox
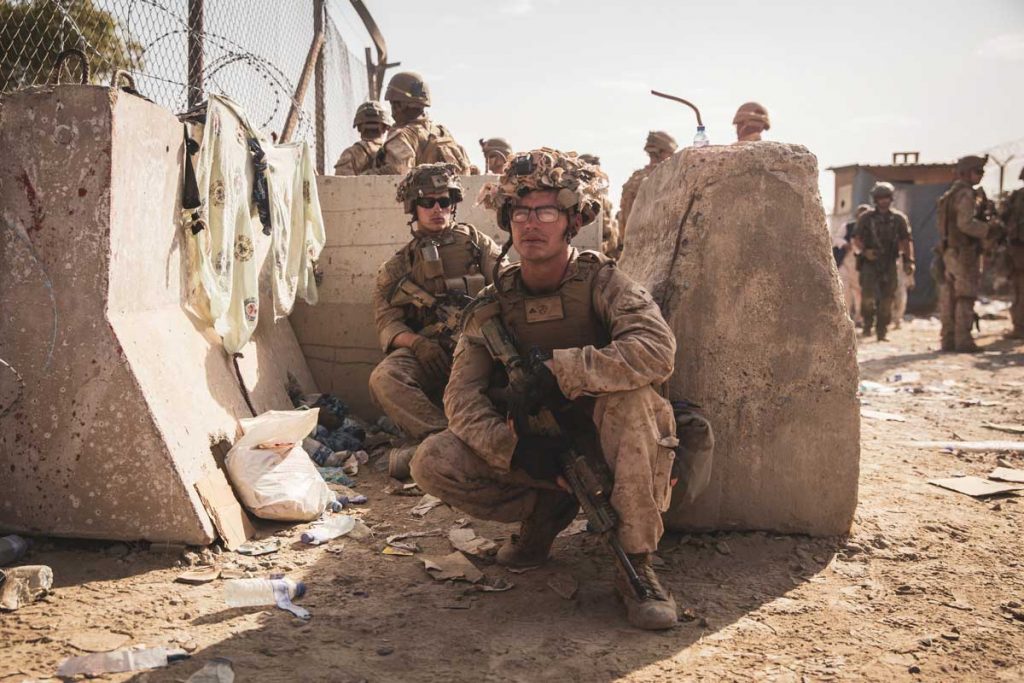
[411,494,444,517]
[928,476,1024,498]
[194,470,255,551]
[547,573,579,600]
[235,538,281,556]
[421,551,483,583]
[860,409,907,423]
[982,422,1024,435]
[557,518,589,537]
[68,630,131,653]
[447,528,497,557]
[175,567,221,584]
[989,467,1024,484]
[382,546,415,557]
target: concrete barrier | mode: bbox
[0,86,315,543]
[619,142,860,536]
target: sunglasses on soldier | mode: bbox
[414,197,452,209]
[510,205,563,224]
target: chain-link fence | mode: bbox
[0,0,370,171]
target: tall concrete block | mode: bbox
[0,86,315,543]
[619,142,859,536]
[292,175,602,420]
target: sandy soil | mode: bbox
[1,315,1023,683]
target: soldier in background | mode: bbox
[936,155,995,352]
[579,153,620,258]
[733,102,770,142]
[998,166,1024,340]
[372,72,472,175]
[480,138,513,174]
[618,131,677,249]
[853,182,914,342]
[835,204,872,324]
[333,101,392,176]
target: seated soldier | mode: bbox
[411,149,680,630]
[369,163,504,476]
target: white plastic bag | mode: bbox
[225,409,334,521]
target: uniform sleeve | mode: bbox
[550,266,676,399]
[477,231,507,286]
[852,214,869,242]
[444,335,517,471]
[954,188,990,239]
[373,254,413,352]
[374,129,417,175]
[897,212,912,241]
[333,145,361,176]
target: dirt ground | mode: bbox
[2,313,1023,683]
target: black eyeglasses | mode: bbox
[510,205,562,224]
[414,197,453,209]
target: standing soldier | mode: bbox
[333,101,392,176]
[618,131,677,248]
[372,72,473,175]
[369,164,504,477]
[999,167,1024,340]
[853,182,915,341]
[579,153,620,258]
[733,102,770,142]
[411,149,680,630]
[937,155,995,352]
[480,138,513,174]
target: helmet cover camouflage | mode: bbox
[578,154,601,166]
[643,131,678,154]
[385,71,431,107]
[353,101,393,128]
[477,148,608,230]
[732,102,771,129]
[870,181,895,199]
[955,154,988,173]
[396,163,464,213]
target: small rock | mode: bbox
[182,551,200,567]
[377,645,394,656]
[909,665,921,674]
[714,541,732,556]
[941,632,960,641]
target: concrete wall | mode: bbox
[0,85,315,543]
[292,175,602,420]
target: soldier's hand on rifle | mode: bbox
[512,434,568,482]
[508,348,565,416]
[410,335,451,382]
[862,248,879,262]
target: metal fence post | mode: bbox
[187,0,204,108]
[314,0,326,174]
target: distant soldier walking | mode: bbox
[617,131,676,249]
[999,167,1024,340]
[853,182,914,341]
[333,101,391,176]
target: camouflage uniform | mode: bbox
[854,204,912,340]
[618,132,677,248]
[369,166,503,439]
[937,156,993,351]
[579,154,619,258]
[1000,178,1024,338]
[334,101,391,176]
[374,116,473,176]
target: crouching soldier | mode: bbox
[411,149,680,630]
[369,164,504,475]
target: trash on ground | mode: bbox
[186,657,235,683]
[448,528,497,557]
[989,467,1024,484]
[194,469,254,551]
[859,380,898,394]
[421,551,483,583]
[886,371,921,384]
[558,519,589,537]
[0,565,53,611]
[341,454,360,476]
[901,440,1024,453]
[0,535,28,567]
[861,409,908,422]
[411,494,444,517]
[226,410,335,521]
[928,476,1024,498]
[547,572,579,600]
[56,646,189,677]
[176,567,222,584]
[301,515,371,545]
[68,629,132,653]
[470,577,515,593]
[236,538,281,556]
[982,422,1024,435]
[385,479,423,496]
[382,546,416,556]
[224,576,309,619]
[316,466,356,487]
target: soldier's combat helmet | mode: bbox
[353,101,393,128]
[479,138,513,156]
[870,182,895,199]
[955,154,988,174]
[578,154,601,165]
[396,163,464,214]
[733,101,771,129]
[644,131,678,154]
[477,148,608,232]
[384,72,431,107]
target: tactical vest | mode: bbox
[417,123,472,173]
[859,210,906,265]
[494,251,613,357]
[937,181,979,251]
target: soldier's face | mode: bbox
[359,123,385,138]
[414,191,454,232]
[969,169,984,185]
[486,152,507,174]
[647,148,671,164]
[511,190,572,263]
[875,197,892,211]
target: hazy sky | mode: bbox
[334,0,1024,211]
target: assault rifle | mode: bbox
[475,309,655,601]
[389,276,472,353]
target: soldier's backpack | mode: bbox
[419,124,471,172]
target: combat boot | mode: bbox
[496,491,579,567]
[940,336,955,352]
[615,553,678,630]
[876,326,888,342]
[954,298,980,353]
[387,444,418,479]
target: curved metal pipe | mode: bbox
[52,48,90,85]
[651,89,703,127]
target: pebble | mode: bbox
[377,645,394,656]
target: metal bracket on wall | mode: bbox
[350,0,400,100]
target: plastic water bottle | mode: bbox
[300,515,371,544]
[224,577,305,607]
[0,535,28,566]
[693,125,709,147]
